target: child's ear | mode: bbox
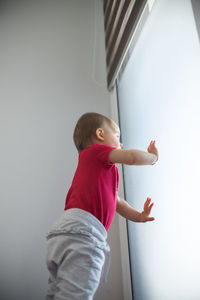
[96,128,104,141]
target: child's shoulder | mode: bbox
[79,143,116,166]
[81,143,114,152]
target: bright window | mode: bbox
[117,0,200,299]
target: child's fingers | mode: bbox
[148,141,153,148]
[148,202,154,213]
[144,197,151,208]
[144,201,149,211]
[147,217,155,222]
[150,140,156,147]
[144,198,154,213]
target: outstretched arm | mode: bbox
[116,196,155,222]
[109,140,158,165]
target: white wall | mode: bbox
[0,1,123,299]
[117,0,200,299]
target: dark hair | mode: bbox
[73,112,111,152]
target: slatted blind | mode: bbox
[104,0,153,90]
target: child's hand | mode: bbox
[140,197,155,222]
[147,140,158,164]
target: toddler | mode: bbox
[46,112,158,300]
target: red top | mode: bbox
[64,143,119,231]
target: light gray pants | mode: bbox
[45,208,110,300]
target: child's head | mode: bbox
[73,112,122,152]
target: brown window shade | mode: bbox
[103,0,148,90]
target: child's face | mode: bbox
[103,121,123,149]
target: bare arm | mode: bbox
[116,195,155,222]
[109,141,158,165]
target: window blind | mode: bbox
[103,0,154,90]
